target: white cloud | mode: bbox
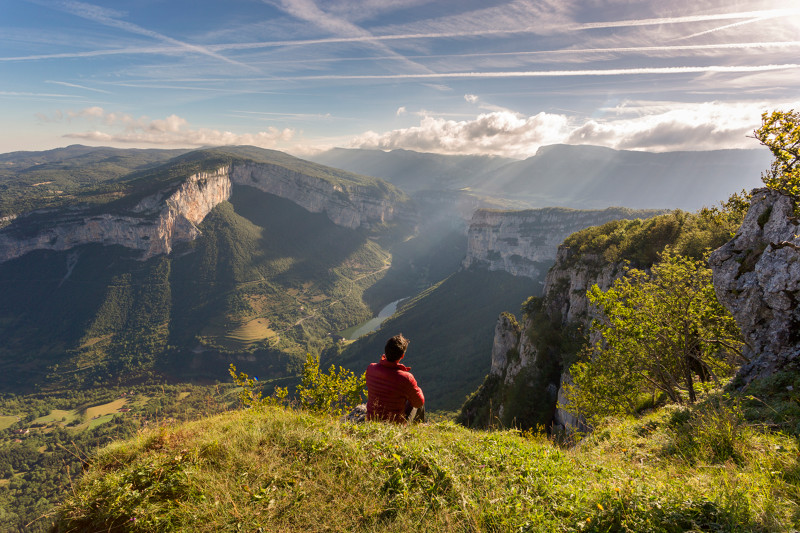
[348,100,800,157]
[64,128,295,147]
[48,106,295,148]
[149,114,188,133]
[464,94,479,103]
[69,106,106,120]
[350,111,571,157]
[396,106,407,116]
[569,100,800,151]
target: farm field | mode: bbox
[85,399,127,419]
[33,409,75,425]
[227,318,277,345]
[0,415,19,430]
[26,399,130,430]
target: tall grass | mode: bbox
[54,402,799,532]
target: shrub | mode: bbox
[229,364,288,409]
[754,109,800,202]
[230,355,366,416]
[295,353,367,415]
[670,396,750,464]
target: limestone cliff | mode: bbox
[231,162,397,229]
[462,207,663,279]
[0,160,402,264]
[460,198,777,432]
[709,188,800,382]
[459,240,626,431]
[542,248,625,431]
[0,168,231,263]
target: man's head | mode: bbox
[385,334,409,362]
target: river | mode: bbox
[340,298,407,340]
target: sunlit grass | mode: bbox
[55,404,800,532]
[29,399,130,430]
[85,399,127,419]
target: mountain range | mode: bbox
[0,143,767,402]
[310,144,771,211]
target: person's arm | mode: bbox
[404,374,424,408]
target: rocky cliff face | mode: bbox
[0,162,401,263]
[540,248,624,327]
[232,163,397,229]
[0,167,232,262]
[461,239,626,431]
[542,248,625,430]
[463,207,662,279]
[709,188,800,382]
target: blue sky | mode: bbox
[1,0,799,158]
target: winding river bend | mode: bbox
[340,298,407,340]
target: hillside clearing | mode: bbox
[0,415,19,430]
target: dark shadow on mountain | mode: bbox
[328,268,539,411]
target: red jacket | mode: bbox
[365,355,425,423]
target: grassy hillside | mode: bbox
[53,398,800,532]
[0,145,407,236]
[559,206,745,268]
[330,269,538,411]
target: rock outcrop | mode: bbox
[709,188,800,382]
[488,313,522,379]
[0,162,402,264]
[463,207,664,280]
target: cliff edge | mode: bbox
[0,151,405,264]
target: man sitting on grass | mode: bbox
[365,334,425,423]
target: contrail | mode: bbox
[34,0,259,71]
[265,0,433,75]
[4,6,798,63]
[575,8,800,29]
[677,17,772,40]
[46,80,113,94]
[282,64,800,81]
[4,40,799,63]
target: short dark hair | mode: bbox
[385,334,409,362]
